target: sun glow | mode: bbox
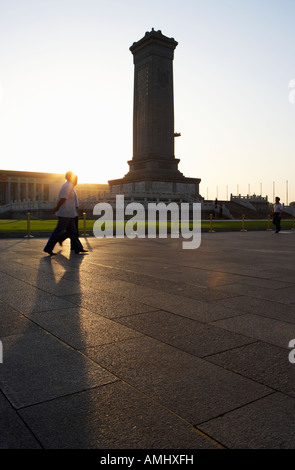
[0,67,132,184]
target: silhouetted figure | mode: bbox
[58,174,85,251]
[271,196,283,233]
[43,171,88,256]
[214,198,218,218]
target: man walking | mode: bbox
[43,171,88,256]
[272,196,283,233]
[58,174,86,251]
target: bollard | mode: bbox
[24,212,34,238]
[266,214,272,231]
[240,214,247,232]
[82,212,88,237]
[208,213,215,233]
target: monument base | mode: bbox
[108,175,202,204]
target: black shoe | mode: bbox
[74,249,88,254]
[44,248,57,256]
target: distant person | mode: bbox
[58,174,86,252]
[43,171,88,256]
[214,198,218,218]
[272,196,283,233]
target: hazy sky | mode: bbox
[0,0,294,202]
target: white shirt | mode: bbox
[273,203,282,213]
[56,181,77,218]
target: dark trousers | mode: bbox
[273,213,281,232]
[44,217,82,252]
[59,216,83,250]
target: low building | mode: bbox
[0,170,65,204]
[0,170,109,219]
[0,170,108,206]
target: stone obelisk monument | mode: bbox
[109,29,201,201]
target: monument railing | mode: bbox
[230,195,257,211]
[0,201,55,213]
[231,194,268,202]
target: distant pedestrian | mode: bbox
[214,198,218,218]
[271,196,283,233]
[43,171,88,255]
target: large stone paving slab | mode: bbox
[19,381,218,449]
[0,392,41,449]
[62,289,156,319]
[27,306,143,349]
[105,285,243,322]
[0,300,37,337]
[206,341,295,397]
[0,271,74,313]
[68,267,237,303]
[211,295,295,324]
[211,314,295,349]
[83,336,272,425]
[217,282,295,304]
[116,310,255,357]
[0,326,117,408]
[198,392,295,449]
[114,261,242,288]
[0,259,79,296]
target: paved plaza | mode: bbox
[1,230,295,449]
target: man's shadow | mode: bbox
[12,249,97,445]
